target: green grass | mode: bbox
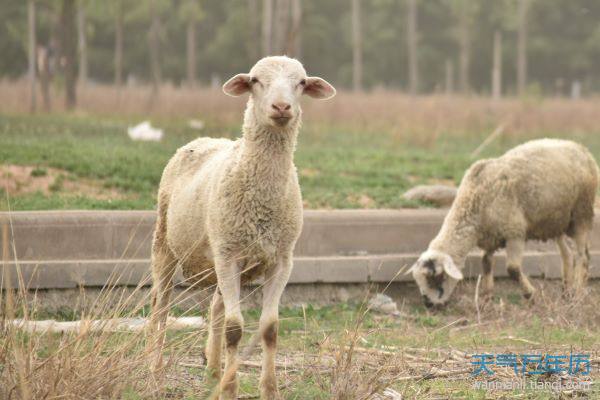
[4,113,599,210]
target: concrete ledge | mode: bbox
[1,210,600,289]
[3,252,600,289]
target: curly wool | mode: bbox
[155,100,303,287]
[430,138,599,265]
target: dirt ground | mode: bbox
[0,164,126,200]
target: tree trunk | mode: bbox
[28,0,37,113]
[517,0,529,96]
[274,0,290,54]
[114,0,124,87]
[407,0,418,95]
[492,31,502,100]
[186,19,197,87]
[445,59,453,95]
[286,0,302,57]
[458,11,469,94]
[77,4,87,87]
[351,0,362,91]
[262,0,273,56]
[247,0,259,61]
[38,47,52,111]
[148,0,162,96]
[61,0,77,110]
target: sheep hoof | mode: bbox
[523,291,535,301]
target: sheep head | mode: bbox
[409,249,464,307]
[222,56,335,129]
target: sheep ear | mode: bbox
[443,259,463,280]
[223,74,252,97]
[303,77,336,100]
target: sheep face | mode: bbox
[410,249,464,307]
[222,56,336,128]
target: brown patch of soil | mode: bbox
[0,164,126,200]
[406,174,456,187]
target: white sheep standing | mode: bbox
[147,56,335,399]
[410,139,599,307]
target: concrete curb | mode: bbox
[1,210,599,289]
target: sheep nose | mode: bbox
[271,102,291,112]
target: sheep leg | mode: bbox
[481,251,495,296]
[214,258,243,400]
[556,234,573,292]
[572,225,591,296]
[506,239,536,300]
[147,243,177,372]
[259,256,293,400]
[205,288,224,383]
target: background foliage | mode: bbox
[2,0,600,94]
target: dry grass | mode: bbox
[2,276,600,398]
[0,218,207,400]
[3,79,600,142]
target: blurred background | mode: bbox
[1,0,600,211]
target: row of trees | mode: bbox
[3,0,600,111]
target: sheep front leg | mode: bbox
[556,235,573,292]
[214,258,243,400]
[573,225,591,296]
[481,251,495,297]
[506,239,536,300]
[205,288,224,383]
[259,256,293,400]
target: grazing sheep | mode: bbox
[410,139,599,307]
[147,56,335,399]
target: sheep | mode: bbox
[147,56,335,399]
[410,139,599,307]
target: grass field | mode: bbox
[2,102,600,211]
[2,279,599,399]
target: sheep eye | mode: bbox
[250,77,259,84]
[299,79,306,86]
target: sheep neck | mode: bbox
[237,102,300,194]
[429,198,478,266]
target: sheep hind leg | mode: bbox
[556,234,573,294]
[147,243,177,373]
[505,239,536,300]
[259,256,293,400]
[572,225,591,297]
[205,288,224,384]
[481,251,495,297]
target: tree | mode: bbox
[262,0,273,55]
[449,0,479,94]
[517,0,530,95]
[60,0,77,109]
[114,0,124,87]
[274,0,290,54]
[77,2,87,87]
[445,59,453,94]
[287,0,301,57]
[148,0,162,95]
[407,0,418,95]
[179,0,203,87]
[247,0,260,61]
[28,0,36,113]
[492,30,502,100]
[351,0,362,91]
